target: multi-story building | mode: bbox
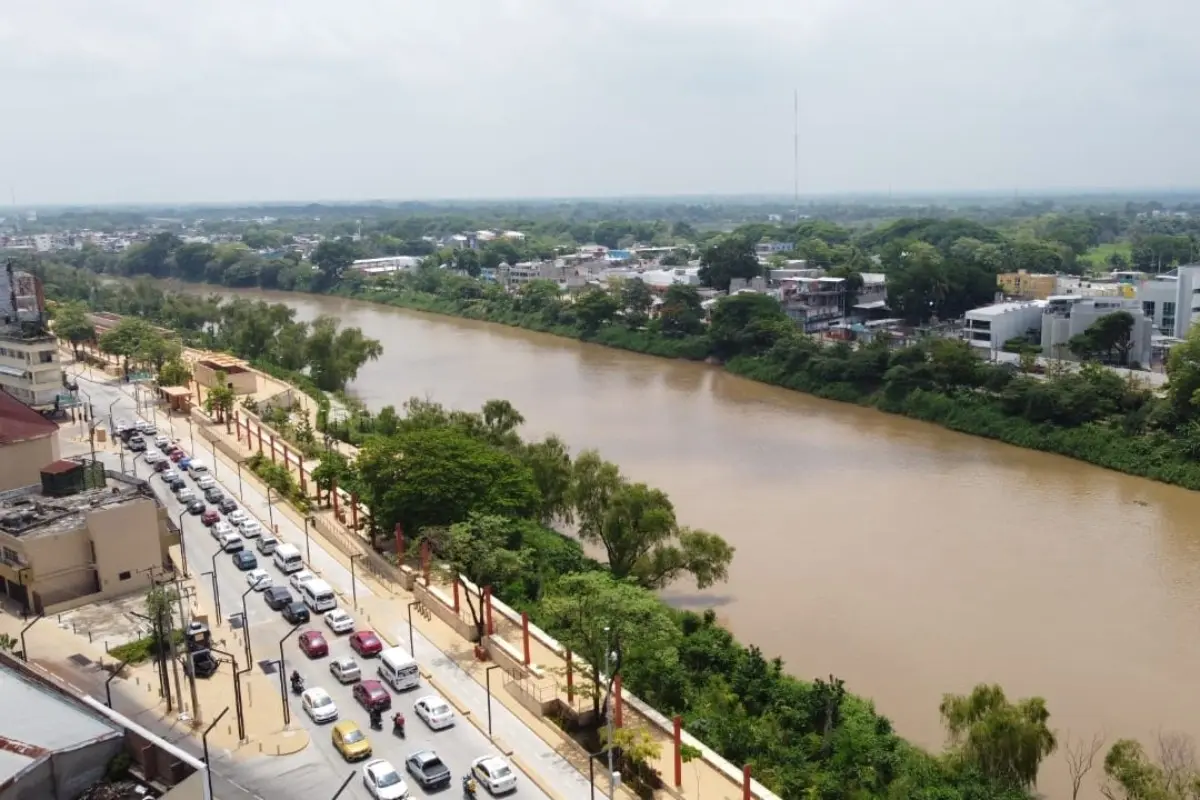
[0,460,178,614]
[780,276,848,332]
[0,390,60,493]
[1135,265,1200,338]
[1040,296,1154,365]
[0,265,63,409]
[962,300,1047,353]
[998,270,1058,300]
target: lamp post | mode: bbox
[265,487,275,529]
[303,516,313,564]
[406,601,418,656]
[187,416,195,452]
[349,554,361,609]
[485,664,502,737]
[177,510,188,577]
[240,586,255,665]
[105,659,131,708]
[202,706,230,800]
[209,647,246,741]
[208,550,223,621]
[278,624,302,726]
[331,771,356,799]
[108,399,120,434]
[604,627,616,800]
[201,571,221,624]
[18,614,42,661]
[235,459,245,500]
[209,436,219,477]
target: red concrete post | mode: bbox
[743,765,751,800]
[420,541,430,585]
[256,424,263,455]
[350,493,359,530]
[614,675,623,727]
[484,586,495,636]
[673,716,683,787]
[521,612,531,666]
[394,523,404,563]
[234,412,241,441]
[299,466,306,495]
[269,434,276,463]
[283,445,290,470]
[452,580,460,612]
[565,649,574,701]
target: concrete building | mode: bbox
[0,391,60,493]
[1136,265,1200,337]
[998,270,1058,300]
[349,256,421,274]
[962,300,1047,353]
[0,461,177,614]
[191,353,256,396]
[0,331,62,409]
[1041,296,1154,366]
[780,276,848,332]
[0,654,207,799]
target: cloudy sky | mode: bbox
[1,0,1197,204]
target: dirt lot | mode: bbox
[56,594,157,652]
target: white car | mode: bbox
[212,521,233,539]
[196,476,217,491]
[301,687,338,723]
[324,609,355,634]
[161,468,179,483]
[154,435,171,449]
[290,570,317,593]
[176,488,196,503]
[328,657,361,684]
[239,520,262,538]
[144,450,164,464]
[471,756,517,795]
[363,758,409,800]
[246,569,272,590]
[227,509,249,526]
[413,695,455,731]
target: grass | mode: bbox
[1081,241,1133,273]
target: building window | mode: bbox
[38,351,54,364]
[1,547,20,566]
[1163,302,1176,333]
[119,570,132,581]
[1143,301,1156,318]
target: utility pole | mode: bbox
[175,582,201,721]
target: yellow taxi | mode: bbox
[331,720,372,762]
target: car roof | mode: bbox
[360,679,383,690]
[411,749,437,761]
[303,687,329,699]
[332,720,359,733]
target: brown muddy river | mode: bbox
[195,285,1200,795]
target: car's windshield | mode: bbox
[430,703,449,715]
[492,765,512,779]
[314,695,332,707]
[376,770,401,787]
[343,729,365,744]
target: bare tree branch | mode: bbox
[1063,730,1106,800]
[1155,731,1197,795]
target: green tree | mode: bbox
[204,370,236,431]
[172,242,216,281]
[311,450,354,504]
[620,278,654,318]
[569,451,734,590]
[453,248,482,277]
[427,514,529,641]
[311,238,360,289]
[52,301,96,359]
[354,426,540,535]
[1165,324,1200,422]
[698,234,761,292]
[574,289,621,335]
[304,315,383,391]
[98,317,163,375]
[540,572,679,717]
[1101,737,1200,800]
[939,684,1057,791]
[519,434,574,525]
[708,293,792,360]
[157,358,192,388]
[658,284,705,337]
[1067,311,1136,365]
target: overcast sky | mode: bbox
[1,0,1197,205]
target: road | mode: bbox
[71,368,585,800]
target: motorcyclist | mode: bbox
[392,711,406,735]
[370,707,383,729]
[290,670,303,692]
[463,775,477,797]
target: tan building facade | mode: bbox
[191,353,257,395]
[997,270,1058,300]
[0,390,60,493]
[0,332,63,409]
[0,463,177,614]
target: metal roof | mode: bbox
[0,389,58,446]
[0,666,121,784]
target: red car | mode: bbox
[169,450,186,462]
[352,679,391,712]
[154,459,170,473]
[201,509,220,526]
[349,630,382,658]
[298,631,328,659]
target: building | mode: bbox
[0,265,63,410]
[190,353,256,395]
[998,270,1058,300]
[348,256,421,274]
[0,391,60,493]
[0,461,178,614]
[780,276,848,332]
[1041,296,1154,365]
[962,300,1047,353]
[755,241,795,255]
[1135,265,1200,337]
[0,654,207,799]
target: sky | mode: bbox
[2,0,1198,205]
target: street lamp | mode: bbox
[208,551,223,621]
[303,516,314,564]
[265,487,275,529]
[202,706,230,800]
[209,647,246,741]
[485,664,502,737]
[349,554,361,609]
[176,510,189,577]
[239,586,255,665]
[104,659,131,708]
[209,436,218,477]
[108,399,120,433]
[604,627,617,800]
[18,614,42,661]
[406,601,419,656]
[331,771,356,799]
[278,624,302,726]
[187,417,194,451]
[235,459,245,500]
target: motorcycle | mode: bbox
[290,671,304,696]
[369,708,383,730]
[392,712,406,739]
[462,776,477,799]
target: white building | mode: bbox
[349,256,421,274]
[1041,296,1153,365]
[963,301,1047,353]
[1135,265,1200,337]
[0,332,63,408]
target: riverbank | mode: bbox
[331,282,1200,493]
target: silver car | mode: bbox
[329,657,361,684]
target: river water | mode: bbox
[192,286,1200,794]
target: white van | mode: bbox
[301,578,337,612]
[188,460,209,475]
[378,647,420,692]
[273,543,304,574]
[219,532,244,553]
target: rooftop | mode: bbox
[0,390,58,446]
[0,664,121,786]
[0,467,151,539]
[966,300,1047,318]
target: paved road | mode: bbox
[73,369,584,800]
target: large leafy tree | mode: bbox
[708,293,792,360]
[939,684,1057,791]
[427,514,529,641]
[304,315,383,391]
[569,451,734,590]
[311,238,361,289]
[52,301,96,358]
[98,317,164,374]
[204,370,236,430]
[354,426,540,535]
[698,234,761,292]
[658,284,705,337]
[519,434,574,525]
[574,289,620,335]
[540,572,679,717]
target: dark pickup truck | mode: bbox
[185,650,218,678]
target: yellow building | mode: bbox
[0,460,178,614]
[0,390,60,493]
[998,270,1058,300]
[191,352,258,395]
